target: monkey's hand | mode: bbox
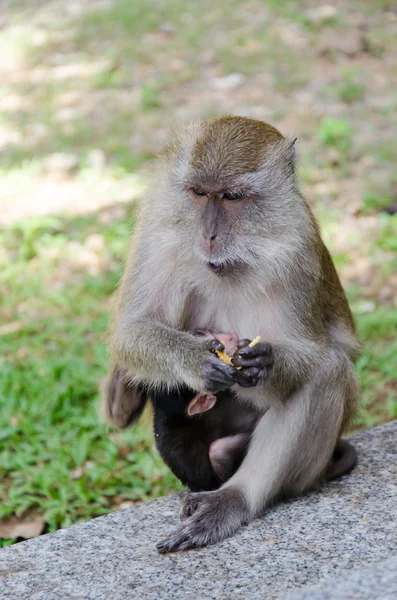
[232,339,273,388]
[156,488,249,553]
[201,338,238,393]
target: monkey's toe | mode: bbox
[156,531,192,553]
[181,492,204,520]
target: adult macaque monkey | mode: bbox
[109,116,360,552]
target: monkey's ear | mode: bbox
[187,392,217,416]
[285,135,298,170]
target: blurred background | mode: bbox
[1,0,396,545]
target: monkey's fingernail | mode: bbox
[237,347,250,356]
[237,339,251,349]
[248,368,260,377]
[209,339,224,352]
[156,541,166,550]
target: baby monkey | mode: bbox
[105,330,356,493]
[153,331,262,491]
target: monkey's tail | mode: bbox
[325,438,357,481]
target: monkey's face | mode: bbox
[186,185,253,274]
[163,117,304,275]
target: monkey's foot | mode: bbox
[155,488,249,553]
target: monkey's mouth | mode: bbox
[207,262,225,274]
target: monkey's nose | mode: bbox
[208,262,224,274]
[200,234,216,255]
[202,232,217,244]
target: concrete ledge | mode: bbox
[284,555,397,600]
[0,421,396,600]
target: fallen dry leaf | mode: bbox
[0,517,45,540]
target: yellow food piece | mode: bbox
[215,336,262,367]
[214,349,234,365]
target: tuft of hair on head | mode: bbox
[191,116,285,182]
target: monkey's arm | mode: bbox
[111,315,237,392]
[235,331,357,403]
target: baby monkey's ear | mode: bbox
[187,392,217,416]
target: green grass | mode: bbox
[321,212,397,429]
[318,117,353,154]
[362,192,393,214]
[334,68,365,103]
[352,300,397,429]
[0,211,183,546]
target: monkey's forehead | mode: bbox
[190,116,284,179]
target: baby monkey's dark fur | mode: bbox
[153,386,255,491]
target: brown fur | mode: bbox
[192,117,284,179]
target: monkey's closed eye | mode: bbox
[192,187,207,197]
[223,191,244,201]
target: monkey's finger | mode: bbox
[173,538,201,552]
[203,362,236,382]
[238,341,272,356]
[236,378,258,388]
[207,339,224,353]
[238,342,273,360]
[239,367,260,378]
[156,536,200,553]
[235,368,260,388]
[201,357,237,392]
[233,355,266,369]
[236,338,251,350]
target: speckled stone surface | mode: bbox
[284,555,397,600]
[0,421,396,600]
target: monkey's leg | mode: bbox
[156,350,358,552]
[209,434,251,482]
